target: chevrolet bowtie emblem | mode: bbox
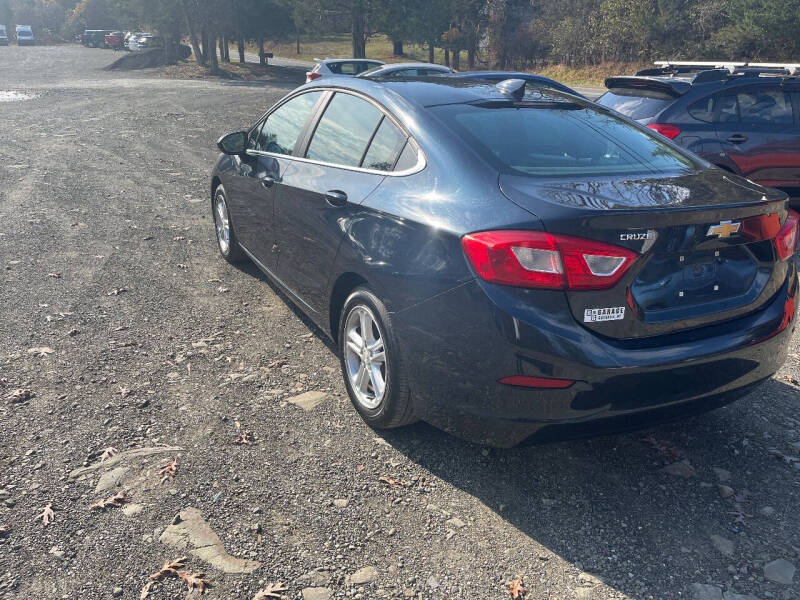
[707,220,741,238]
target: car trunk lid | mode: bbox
[500,170,791,339]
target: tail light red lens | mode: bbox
[775,209,799,261]
[306,72,322,82]
[461,230,638,290]
[646,123,681,139]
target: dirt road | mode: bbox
[0,46,798,600]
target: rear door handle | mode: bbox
[260,175,279,188]
[727,134,748,144]
[324,190,348,207]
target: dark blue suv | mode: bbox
[598,62,800,200]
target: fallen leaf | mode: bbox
[178,570,211,594]
[27,347,54,357]
[379,476,404,488]
[107,287,127,296]
[253,582,287,599]
[268,359,287,369]
[119,386,131,398]
[47,272,62,279]
[37,503,54,526]
[90,492,129,510]
[150,557,187,580]
[507,577,526,598]
[100,447,118,462]
[642,435,684,461]
[217,286,229,293]
[158,457,178,484]
[140,580,157,600]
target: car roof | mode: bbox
[302,76,586,108]
[373,62,449,70]
[317,58,384,64]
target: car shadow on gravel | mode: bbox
[232,260,337,352]
[375,379,800,597]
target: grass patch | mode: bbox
[531,62,651,87]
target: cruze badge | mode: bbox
[707,220,741,238]
[619,230,656,242]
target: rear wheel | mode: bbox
[339,288,416,429]
[212,185,245,263]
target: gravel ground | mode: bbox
[1,46,799,600]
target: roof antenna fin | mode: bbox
[496,78,526,100]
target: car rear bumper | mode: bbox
[393,264,796,447]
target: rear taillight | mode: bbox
[775,209,799,261]
[646,123,681,139]
[461,230,638,291]
[306,72,322,83]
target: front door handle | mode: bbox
[324,190,348,207]
[727,134,748,144]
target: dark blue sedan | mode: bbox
[211,76,798,447]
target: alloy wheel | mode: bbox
[214,193,231,255]
[344,305,387,409]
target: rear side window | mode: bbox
[329,61,377,75]
[731,89,793,124]
[362,117,407,170]
[433,103,698,178]
[598,88,675,120]
[253,91,323,155]
[306,93,382,166]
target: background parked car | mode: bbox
[124,31,142,49]
[81,30,112,48]
[598,62,800,200]
[0,25,8,46]
[104,31,125,50]
[306,58,385,83]
[15,25,34,46]
[357,62,453,78]
[129,33,163,51]
[447,70,584,97]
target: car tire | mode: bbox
[339,287,417,429]
[212,185,245,263]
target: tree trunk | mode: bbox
[238,37,245,63]
[428,41,434,63]
[467,46,475,69]
[351,12,366,58]
[259,38,266,64]
[296,31,300,54]
[180,0,205,66]
[219,36,227,63]
[223,38,230,62]
[208,30,219,73]
[444,48,450,67]
[392,39,403,56]
[452,48,460,70]
[201,29,210,64]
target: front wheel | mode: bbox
[339,288,416,429]
[212,185,245,263]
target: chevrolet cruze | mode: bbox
[210,77,798,447]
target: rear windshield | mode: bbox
[597,88,675,120]
[432,102,699,178]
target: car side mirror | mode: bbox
[217,131,248,155]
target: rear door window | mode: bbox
[597,88,675,120]
[716,88,794,124]
[362,117,407,170]
[254,91,323,155]
[306,93,383,166]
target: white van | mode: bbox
[16,25,34,46]
[0,25,8,46]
